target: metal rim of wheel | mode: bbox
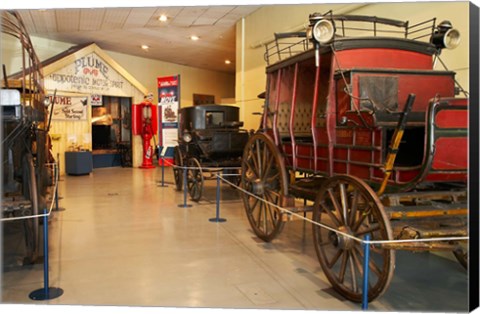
[241,133,287,242]
[312,175,395,303]
[452,243,468,270]
[22,154,39,264]
[187,157,203,202]
[173,146,183,191]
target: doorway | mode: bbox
[91,96,132,168]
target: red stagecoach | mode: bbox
[240,11,468,302]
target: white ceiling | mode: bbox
[16,6,260,74]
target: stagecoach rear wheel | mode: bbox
[173,146,183,191]
[312,175,395,302]
[241,133,288,242]
[187,157,203,202]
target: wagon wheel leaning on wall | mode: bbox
[240,133,288,242]
[173,146,184,191]
[312,175,395,303]
[187,157,203,202]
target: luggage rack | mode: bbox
[264,11,437,65]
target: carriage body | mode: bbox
[173,105,249,200]
[263,32,467,193]
[241,12,468,303]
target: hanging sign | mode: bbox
[91,94,102,106]
[45,53,129,95]
[157,75,180,160]
[47,95,88,120]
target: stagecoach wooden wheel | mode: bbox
[241,133,288,242]
[187,157,203,202]
[312,175,395,302]
[173,146,183,191]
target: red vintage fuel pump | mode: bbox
[132,93,158,169]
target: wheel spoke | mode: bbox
[321,203,342,227]
[255,139,263,177]
[338,250,348,283]
[265,191,279,230]
[327,248,344,269]
[263,153,274,179]
[352,211,369,232]
[245,158,260,179]
[262,201,268,235]
[249,148,261,178]
[248,197,260,215]
[348,189,359,226]
[327,188,345,225]
[348,251,358,293]
[354,245,382,278]
[339,183,348,223]
[355,223,380,237]
[265,172,280,184]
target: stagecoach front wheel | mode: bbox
[312,175,395,302]
[241,133,288,242]
[173,146,183,191]
[187,157,203,202]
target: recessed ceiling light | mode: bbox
[158,15,168,22]
[141,44,149,50]
[225,60,231,65]
[190,35,200,41]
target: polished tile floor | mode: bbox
[1,167,469,312]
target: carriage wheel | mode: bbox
[312,175,395,302]
[187,158,203,202]
[241,133,287,242]
[173,146,183,191]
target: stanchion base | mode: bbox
[139,165,156,169]
[209,218,227,223]
[29,287,64,300]
[54,207,66,212]
[178,204,192,208]
[157,184,169,188]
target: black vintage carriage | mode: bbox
[240,11,469,302]
[173,104,250,201]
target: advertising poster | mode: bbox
[157,75,180,163]
[47,94,88,120]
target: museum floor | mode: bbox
[1,167,469,312]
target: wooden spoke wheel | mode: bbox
[173,146,183,191]
[312,175,395,303]
[241,133,287,242]
[187,157,203,202]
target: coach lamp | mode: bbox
[182,130,192,143]
[430,20,461,50]
[308,18,336,67]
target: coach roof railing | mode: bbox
[265,12,439,65]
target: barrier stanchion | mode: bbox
[362,234,371,310]
[178,166,192,208]
[53,163,65,211]
[158,156,168,188]
[29,209,63,300]
[209,174,226,223]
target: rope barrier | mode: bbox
[212,171,469,246]
[162,160,468,246]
